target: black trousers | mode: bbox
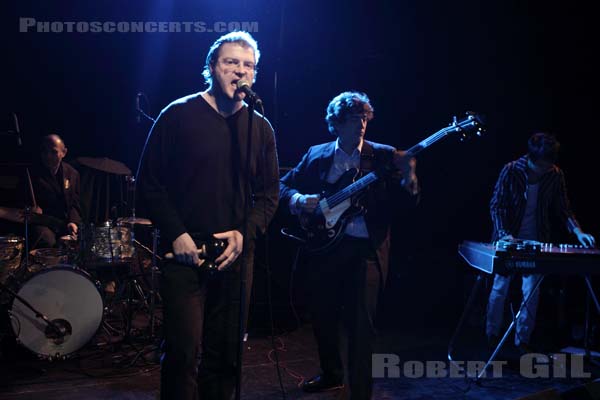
[159,253,253,400]
[307,236,382,400]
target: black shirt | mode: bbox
[138,93,279,247]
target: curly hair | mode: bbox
[325,91,374,136]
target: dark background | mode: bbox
[2,1,598,339]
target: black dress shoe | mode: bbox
[301,374,344,393]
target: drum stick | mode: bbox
[25,168,37,208]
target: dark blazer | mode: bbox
[280,140,413,285]
[22,161,82,230]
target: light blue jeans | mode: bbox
[486,273,542,346]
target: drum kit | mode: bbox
[0,212,161,361]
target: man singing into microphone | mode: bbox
[138,31,279,399]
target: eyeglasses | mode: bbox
[219,58,256,71]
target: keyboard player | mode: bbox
[485,132,595,353]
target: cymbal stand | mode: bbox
[115,227,161,367]
[23,206,30,270]
[122,264,150,341]
[130,228,161,339]
[125,175,136,220]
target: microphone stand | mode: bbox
[234,99,261,400]
[0,279,66,341]
[132,95,161,341]
[136,92,156,124]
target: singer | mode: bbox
[137,31,279,400]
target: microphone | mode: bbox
[135,93,142,123]
[236,80,262,105]
[45,318,71,344]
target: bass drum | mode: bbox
[9,265,103,359]
[0,236,23,285]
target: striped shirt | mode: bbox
[489,155,580,242]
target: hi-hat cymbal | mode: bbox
[0,206,22,223]
[117,216,152,226]
[0,206,65,230]
[76,157,132,175]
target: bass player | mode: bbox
[279,91,419,399]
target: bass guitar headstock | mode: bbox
[453,111,486,142]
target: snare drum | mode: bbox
[90,222,135,263]
[10,264,104,360]
[0,236,24,284]
[59,234,80,261]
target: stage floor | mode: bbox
[1,314,597,400]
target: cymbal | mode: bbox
[0,206,22,223]
[0,206,65,230]
[117,216,152,226]
[76,157,132,175]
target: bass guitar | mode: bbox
[284,112,485,254]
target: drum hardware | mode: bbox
[119,173,160,341]
[116,217,161,340]
[5,265,104,360]
[0,235,24,286]
[91,269,157,367]
[99,316,124,338]
[107,224,161,367]
[27,248,69,274]
[23,207,31,271]
[87,221,135,264]
[84,221,160,350]
[122,275,151,342]
[122,226,161,341]
[58,234,79,263]
[1,277,74,359]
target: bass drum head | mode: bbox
[10,265,103,359]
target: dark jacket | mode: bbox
[280,140,415,285]
[21,161,82,230]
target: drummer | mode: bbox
[18,134,82,248]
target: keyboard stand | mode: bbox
[449,273,600,381]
